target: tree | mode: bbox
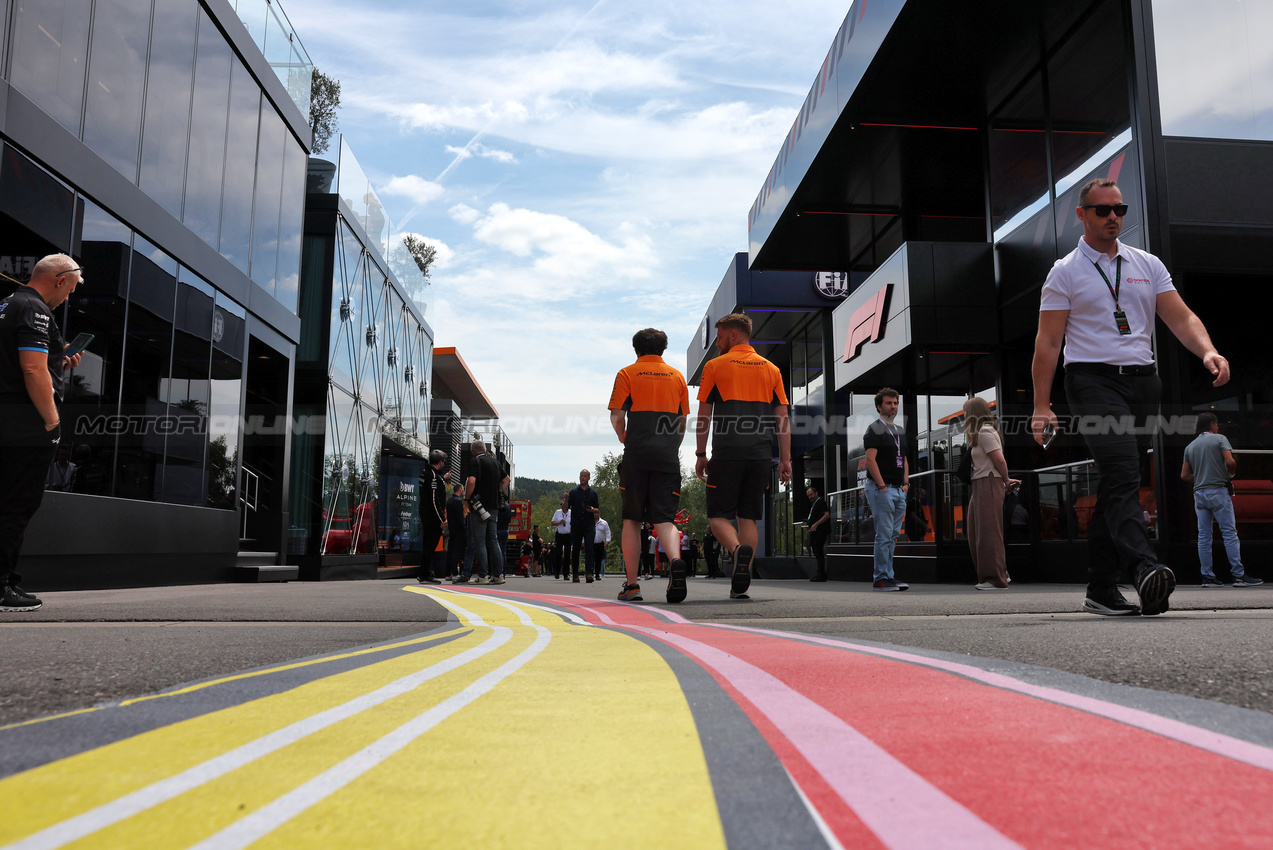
[309,68,341,155]
[402,235,437,279]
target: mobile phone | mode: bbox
[64,332,94,359]
[1042,423,1056,450]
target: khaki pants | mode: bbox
[967,476,1009,587]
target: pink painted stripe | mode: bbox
[623,623,1023,850]
[710,624,1273,774]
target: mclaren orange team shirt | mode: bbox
[697,344,789,461]
[609,355,690,472]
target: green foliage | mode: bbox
[309,68,341,154]
[402,235,437,279]
[514,476,573,506]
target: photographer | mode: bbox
[453,439,505,585]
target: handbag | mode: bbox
[955,447,972,484]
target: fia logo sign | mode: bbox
[815,271,849,299]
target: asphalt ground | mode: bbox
[3,575,1271,725]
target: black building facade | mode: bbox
[1,0,312,588]
[712,0,1273,581]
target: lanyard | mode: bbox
[878,419,901,454]
[1091,256,1122,309]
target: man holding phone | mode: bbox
[0,254,84,611]
[1032,178,1229,617]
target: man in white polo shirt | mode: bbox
[1032,177,1230,617]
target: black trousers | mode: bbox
[1064,369,1161,592]
[554,532,572,576]
[811,528,830,577]
[446,525,466,576]
[0,442,57,586]
[419,521,443,580]
[593,542,606,577]
[705,550,719,577]
[571,524,596,578]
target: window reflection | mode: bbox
[139,0,198,217]
[83,0,151,181]
[8,0,92,134]
[275,140,307,313]
[208,293,245,509]
[219,60,261,273]
[160,270,214,505]
[250,106,286,293]
[184,10,232,247]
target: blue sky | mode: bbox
[290,0,850,479]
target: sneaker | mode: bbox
[586,576,594,583]
[975,581,1008,590]
[731,545,753,599]
[666,558,688,604]
[1136,564,1176,616]
[417,575,441,585]
[1,585,42,612]
[810,575,827,582]
[1082,587,1141,616]
[895,579,910,591]
[488,576,505,585]
[1234,575,1265,587]
[451,575,470,584]
[873,579,900,592]
[572,576,580,583]
[1200,576,1223,588]
[618,583,643,601]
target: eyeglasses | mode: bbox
[1080,203,1128,217]
[55,268,85,282]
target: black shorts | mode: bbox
[705,457,770,520]
[619,460,680,524]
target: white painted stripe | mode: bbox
[5,599,505,850]
[414,587,590,625]
[189,596,551,850]
[782,764,845,850]
[709,623,1273,774]
[623,624,1024,850]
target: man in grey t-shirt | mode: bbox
[1182,413,1262,587]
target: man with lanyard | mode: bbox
[454,439,505,585]
[567,469,601,583]
[695,313,792,600]
[609,327,690,602]
[0,255,84,612]
[1033,177,1230,616]
[550,492,571,579]
[805,484,831,582]
[416,449,449,585]
[864,388,910,591]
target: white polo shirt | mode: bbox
[1039,237,1176,366]
[552,509,570,536]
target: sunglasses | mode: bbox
[1080,203,1128,217]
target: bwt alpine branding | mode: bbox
[844,283,890,362]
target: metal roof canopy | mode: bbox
[747,0,1102,273]
[430,347,499,420]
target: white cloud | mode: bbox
[448,203,481,224]
[444,143,519,164]
[379,174,445,205]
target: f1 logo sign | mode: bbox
[844,284,891,362]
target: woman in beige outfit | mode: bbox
[963,397,1020,589]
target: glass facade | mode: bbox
[4,0,308,319]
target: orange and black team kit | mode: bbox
[698,345,788,520]
[609,355,690,524]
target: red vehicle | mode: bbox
[508,499,533,574]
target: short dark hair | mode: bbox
[1196,412,1219,435]
[1079,178,1118,206]
[807,483,821,496]
[632,328,668,357]
[715,313,753,337]
[429,449,447,465]
[874,387,900,411]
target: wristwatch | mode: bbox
[695,451,706,457]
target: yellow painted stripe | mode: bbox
[0,593,726,849]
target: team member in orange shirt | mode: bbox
[609,328,691,603]
[695,313,792,600]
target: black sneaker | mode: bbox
[1082,587,1141,616]
[1200,576,1224,588]
[810,574,827,582]
[666,558,688,603]
[1234,574,1264,587]
[1,584,42,612]
[730,545,753,599]
[451,575,470,584]
[1136,564,1176,616]
[417,574,441,585]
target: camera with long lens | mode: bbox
[471,495,492,521]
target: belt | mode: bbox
[1066,362,1156,377]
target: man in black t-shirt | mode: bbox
[0,255,84,611]
[805,485,831,582]
[568,469,601,583]
[863,387,910,591]
[456,440,506,584]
